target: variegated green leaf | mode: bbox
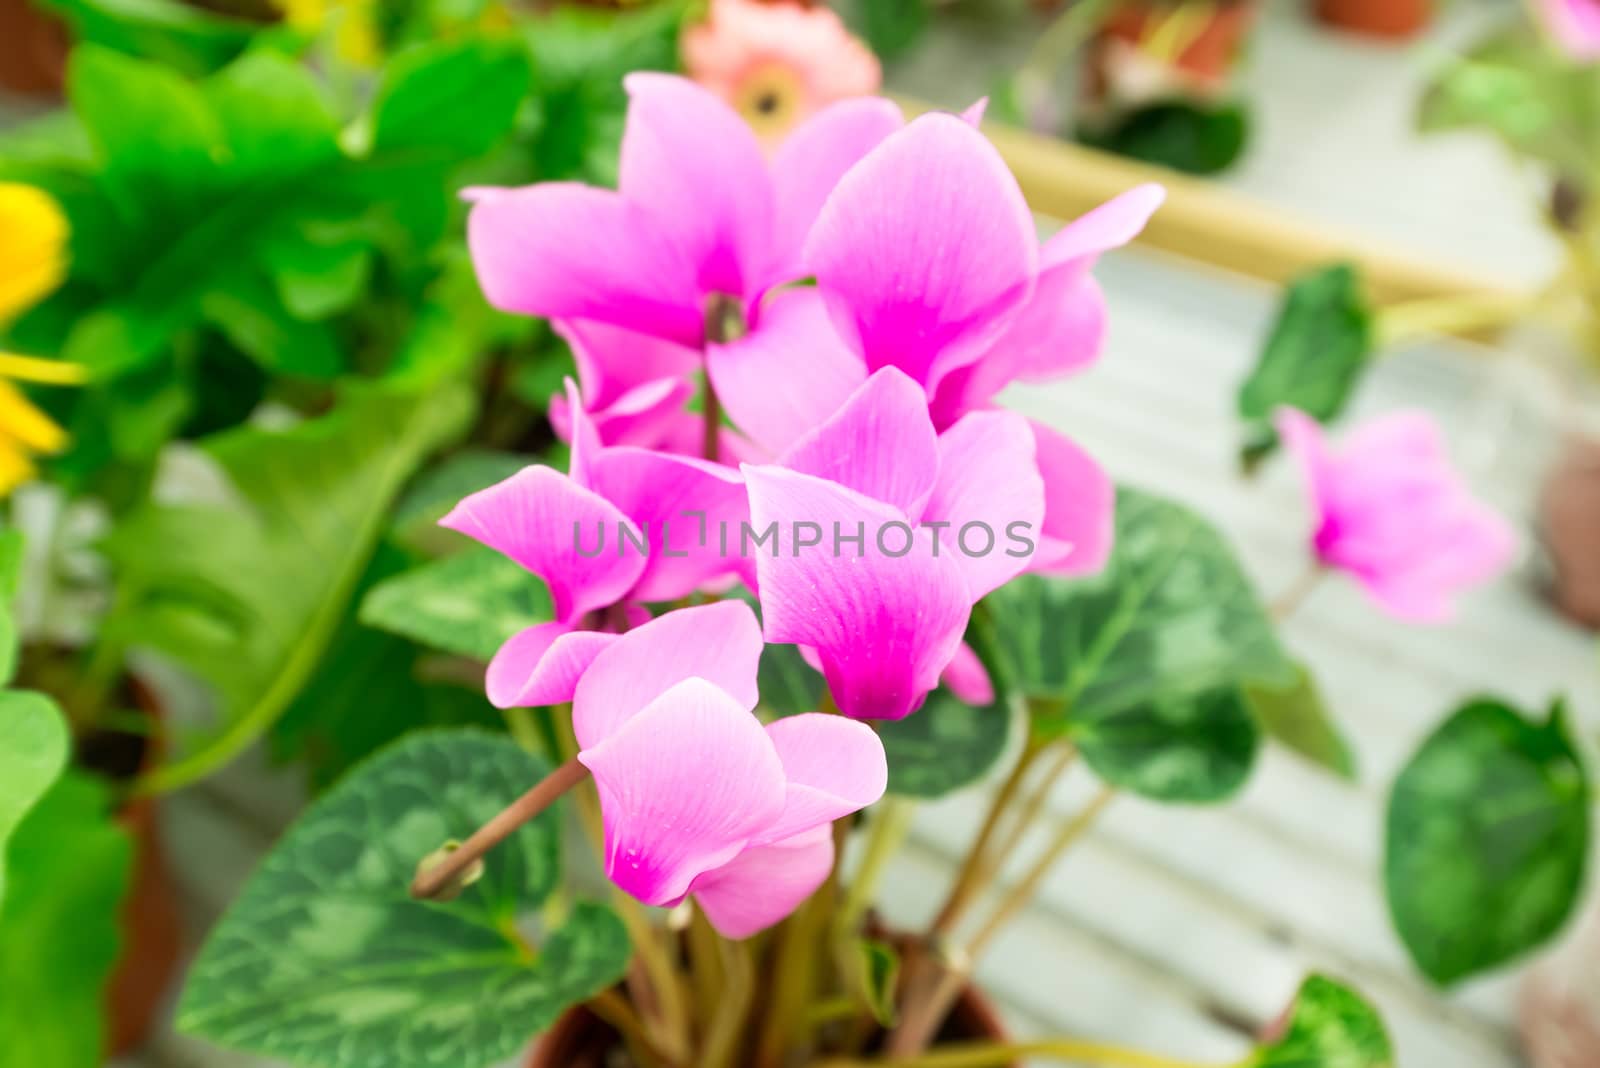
[178,730,629,1068]
[1249,974,1393,1068]
[359,546,551,662]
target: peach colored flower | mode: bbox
[682,0,881,148]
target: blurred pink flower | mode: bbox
[1276,408,1518,623]
[565,601,887,937]
[1531,0,1600,60]
[683,0,881,148]
[744,368,1043,721]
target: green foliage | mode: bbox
[1078,100,1250,176]
[1386,697,1590,986]
[0,528,23,684]
[881,687,1014,799]
[101,385,473,793]
[39,0,265,78]
[757,640,828,717]
[852,939,900,1028]
[1245,664,1357,782]
[360,546,552,662]
[1236,264,1374,468]
[2,38,528,487]
[839,0,930,61]
[390,448,534,550]
[0,692,71,906]
[178,731,630,1068]
[1246,974,1394,1068]
[1420,25,1600,177]
[0,771,132,1068]
[983,488,1293,802]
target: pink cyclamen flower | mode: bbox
[1275,408,1518,623]
[682,0,882,149]
[744,368,1044,721]
[1531,0,1600,60]
[466,73,902,350]
[440,380,750,707]
[710,111,1163,575]
[558,601,887,938]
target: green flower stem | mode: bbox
[702,932,754,1068]
[817,1037,1232,1068]
[1373,289,1538,349]
[929,736,1047,938]
[838,798,915,936]
[972,745,1079,897]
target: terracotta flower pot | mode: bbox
[1538,434,1600,629]
[526,982,1015,1067]
[0,0,70,96]
[1097,0,1262,90]
[77,683,185,1056]
[1312,0,1431,40]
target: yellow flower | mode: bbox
[279,0,381,67]
[0,355,85,499]
[0,182,68,325]
[0,183,79,498]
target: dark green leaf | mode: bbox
[852,939,900,1028]
[1078,100,1249,176]
[102,385,473,793]
[1386,697,1590,986]
[881,687,1014,799]
[177,730,630,1068]
[1236,264,1374,468]
[756,640,828,718]
[842,0,929,60]
[983,488,1291,802]
[1245,664,1357,782]
[0,771,132,1068]
[1249,974,1393,1068]
[360,546,552,662]
[0,691,71,904]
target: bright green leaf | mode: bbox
[1248,974,1394,1068]
[103,385,473,793]
[0,528,24,684]
[178,730,630,1068]
[983,488,1291,802]
[1236,264,1374,468]
[391,448,535,550]
[0,771,132,1068]
[1386,697,1589,986]
[0,692,72,905]
[367,38,532,159]
[360,546,552,662]
[1245,663,1357,782]
[41,0,260,77]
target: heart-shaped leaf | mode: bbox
[1246,663,1357,782]
[0,691,72,906]
[983,488,1291,802]
[1249,974,1393,1068]
[360,546,552,662]
[1386,697,1589,986]
[178,730,630,1068]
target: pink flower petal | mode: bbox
[707,287,868,457]
[690,826,835,939]
[579,677,786,907]
[1041,183,1165,269]
[572,600,764,749]
[555,319,702,410]
[584,447,753,601]
[923,410,1045,599]
[805,112,1038,394]
[758,714,887,843]
[467,184,703,346]
[958,98,989,127]
[941,642,995,705]
[550,377,695,451]
[440,466,647,626]
[769,96,904,276]
[743,464,972,721]
[620,73,776,304]
[1027,420,1115,576]
[486,623,619,709]
[778,367,938,517]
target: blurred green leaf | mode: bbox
[360,545,552,662]
[390,448,534,549]
[1248,974,1393,1068]
[1420,26,1600,177]
[853,939,900,1028]
[839,0,929,61]
[1079,100,1249,176]
[1236,263,1374,469]
[40,0,263,78]
[178,730,630,1068]
[0,528,23,683]
[0,771,132,1068]
[1386,697,1589,986]
[102,385,473,793]
[0,691,71,905]
[882,686,1014,799]
[984,488,1291,802]
[367,37,531,159]
[1245,663,1357,782]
